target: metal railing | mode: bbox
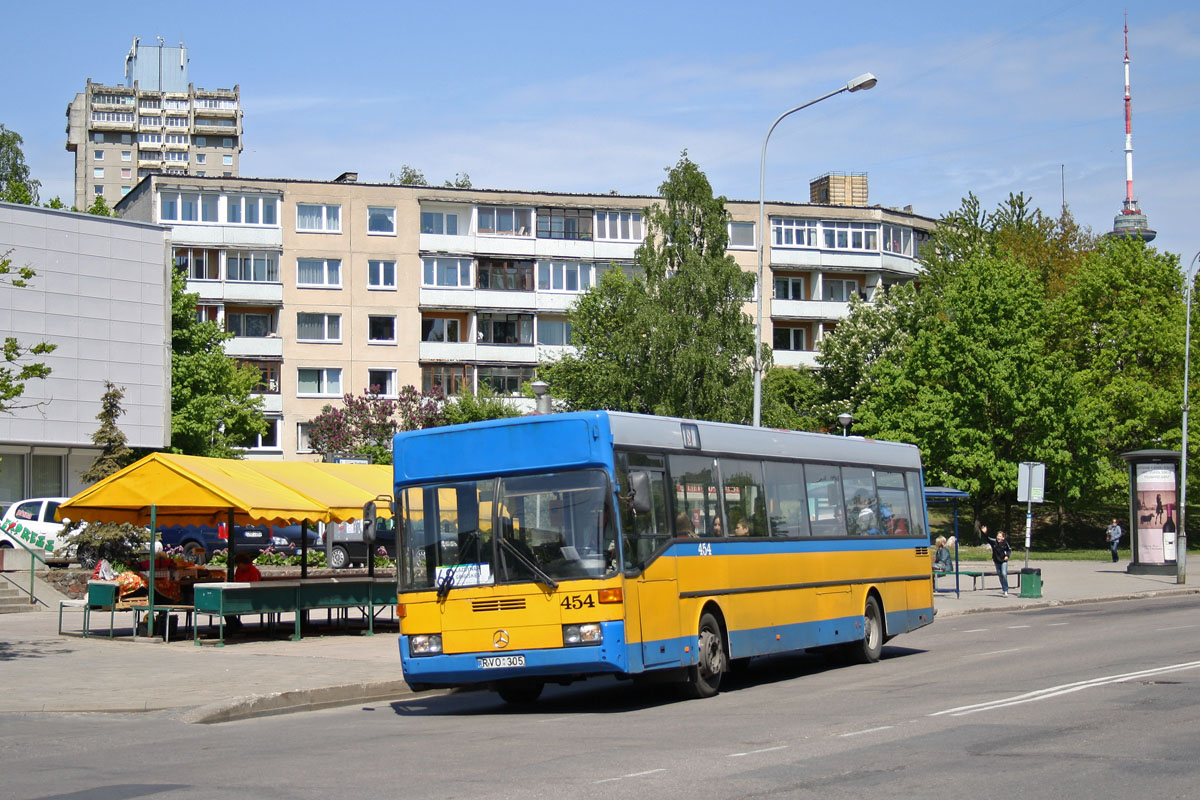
[0,522,52,605]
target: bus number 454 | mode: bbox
[560,594,596,610]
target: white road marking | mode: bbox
[593,769,666,784]
[974,648,1021,657]
[962,628,988,633]
[1047,622,1070,626]
[930,659,1200,718]
[1155,625,1197,632]
[728,745,788,757]
[1006,625,1032,629]
[840,725,894,738]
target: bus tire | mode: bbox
[683,612,726,699]
[847,595,884,664]
[496,679,544,705]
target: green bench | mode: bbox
[933,569,1022,591]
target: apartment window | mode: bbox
[121,151,132,162]
[93,94,134,106]
[165,99,189,110]
[478,313,533,345]
[164,151,188,162]
[166,116,188,128]
[297,204,341,232]
[138,133,162,144]
[822,221,878,251]
[297,367,342,396]
[226,251,280,283]
[537,317,573,346]
[222,155,233,166]
[223,137,233,147]
[174,247,221,280]
[139,115,161,126]
[822,278,858,302]
[297,258,341,288]
[421,317,461,343]
[882,224,913,256]
[773,218,818,247]
[368,260,396,290]
[297,422,314,453]
[477,259,534,291]
[93,167,104,179]
[227,195,278,226]
[728,221,755,248]
[368,206,396,235]
[196,154,206,164]
[121,186,131,196]
[94,150,104,160]
[93,132,104,144]
[196,136,206,147]
[165,134,189,145]
[773,326,807,351]
[595,211,643,241]
[92,111,134,123]
[240,360,281,393]
[423,364,469,396]
[478,365,534,396]
[420,211,460,235]
[774,275,805,300]
[297,313,342,342]
[537,261,595,293]
[94,186,104,196]
[158,191,201,221]
[121,134,132,144]
[139,98,161,110]
[536,207,593,240]
[914,230,930,259]
[119,167,131,180]
[227,311,275,338]
[368,315,396,344]
[477,206,532,236]
[422,257,471,288]
[240,418,281,451]
[367,369,396,397]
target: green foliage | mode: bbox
[80,381,134,483]
[0,123,40,204]
[389,164,428,185]
[443,172,472,189]
[168,269,266,457]
[85,195,112,216]
[442,384,521,426]
[542,152,759,423]
[760,367,826,431]
[64,522,149,568]
[0,249,56,412]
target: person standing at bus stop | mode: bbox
[1105,518,1123,563]
[986,530,1012,596]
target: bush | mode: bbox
[63,522,150,569]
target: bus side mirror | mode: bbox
[362,500,377,544]
[629,471,652,515]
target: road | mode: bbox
[3,595,1198,799]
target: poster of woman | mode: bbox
[1135,463,1177,564]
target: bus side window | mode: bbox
[764,461,809,537]
[616,457,669,569]
[876,470,911,536]
[669,454,722,537]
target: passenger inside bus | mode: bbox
[733,518,751,537]
[675,513,696,537]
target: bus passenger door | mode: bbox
[618,465,680,669]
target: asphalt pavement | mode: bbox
[0,559,1194,724]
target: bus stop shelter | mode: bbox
[925,486,970,598]
[57,453,393,637]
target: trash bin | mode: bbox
[1019,567,1042,598]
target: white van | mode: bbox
[0,497,75,565]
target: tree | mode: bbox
[85,195,112,216]
[760,366,826,431]
[307,390,402,464]
[442,384,520,426]
[0,124,40,204]
[443,172,472,189]
[542,152,759,422]
[389,165,428,186]
[0,249,56,412]
[168,269,266,457]
[80,381,134,483]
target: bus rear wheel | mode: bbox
[496,679,544,705]
[846,595,884,664]
[683,612,726,699]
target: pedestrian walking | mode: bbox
[985,529,1012,596]
[1105,518,1123,563]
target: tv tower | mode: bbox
[1110,15,1156,241]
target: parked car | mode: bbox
[0,497,76,565]
[326,517,396,569]
[158,522,321,565]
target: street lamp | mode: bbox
[752,73,878,427]
[1179,252,1199,584]
[838,412,853,437]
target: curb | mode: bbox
[177,679,423,724]
[934,586,1200,617]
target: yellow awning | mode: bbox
[57,453,393,527]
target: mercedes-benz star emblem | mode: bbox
[493,630,510,649]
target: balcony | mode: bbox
[194,119,239,134]
[186,280,283,305]
[224,336,283,358]
[419,341,476,361]
[256,393,284,413]
[476,344,537,364]
[773,349,819,368]
[770,298,852,321]
[91,118,136,132]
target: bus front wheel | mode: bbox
[847,596,884,664]
[683,612,726,699]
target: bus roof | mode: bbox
[393,411,922,486]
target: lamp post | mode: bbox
[1179,252,1199,584]
[838,412,853,437]
[752,73,878,428]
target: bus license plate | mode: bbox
[478,655,525,669]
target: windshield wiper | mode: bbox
[437,528,482,599]
[499,536,559,590]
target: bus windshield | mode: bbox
[399,469,618,592]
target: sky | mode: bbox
[4,0,1199,263]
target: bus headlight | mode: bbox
[409,634,442,655]
[563,623,603,645]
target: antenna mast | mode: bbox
[1111,13,1155,241]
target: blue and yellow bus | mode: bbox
[394,411,933,703]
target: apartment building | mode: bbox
[0,202,172,509]
[65,38,242,210]
[115,172,934,461]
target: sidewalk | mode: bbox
[0,560,1193,724]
